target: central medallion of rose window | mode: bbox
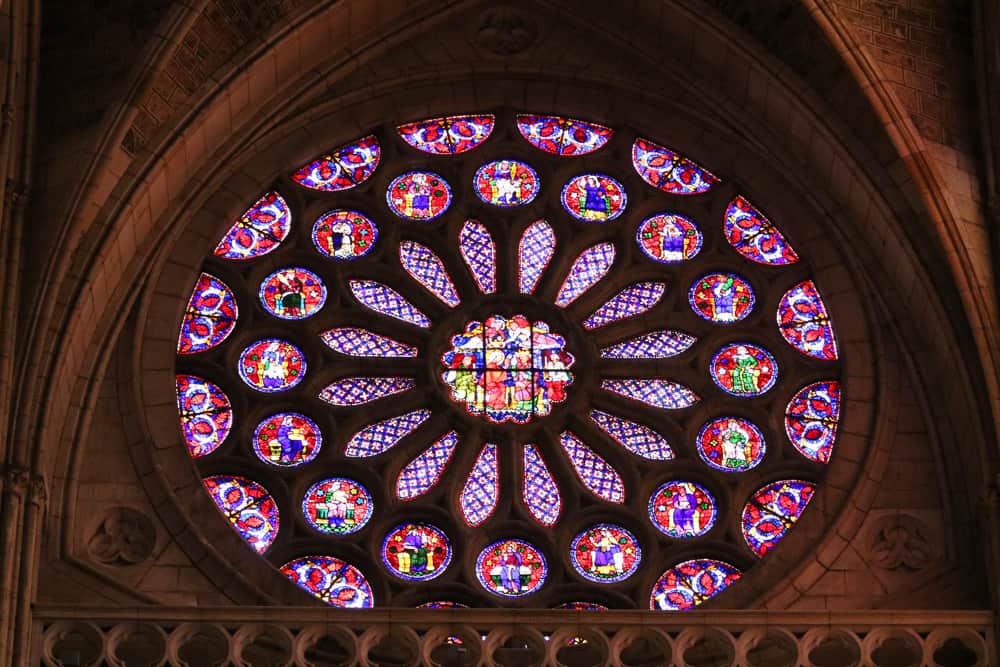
[441,314,575,424]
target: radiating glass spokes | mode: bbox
[523,444,561,526]
[602,378,699,409]
[459,220,497,294]
[399,241,461,307]
[590,410,674,460]
[519,220,556,294]
[396,431,459,500]
[319,377,415,406]
[460,443,499,527]
[349,280,431,328]
[345,410,431,458]
[583,282,666,329]
[555,243,616,307]
[559,432,625,503]
[600,330,696,359]
[320,327,418,358]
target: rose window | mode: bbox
[175,112,841,609]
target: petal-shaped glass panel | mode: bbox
[397,114,495,154]
[696,416,766,472]
[559,432,625,503]
[709,343,778,397]
[637,213,703,263]
[777,279,838,360]
[399,241,461,306]
[213,191,291,260]
[516,114,613,156]
[600,330,696,359]
[280,556,374,608]
[382,523,453,581]
[177,273,238,354]
[473,160,540,207]
[349,280,431,328]
[570,524,640,583]
[689,273,755,324]
[312,210,378,260]
[259,268,327,320]
[461,443,499,527]
[386,171,452,221]
[318,376,415,406]
[648,481,717,538]
[561,174,627,222]
[320,327,418,358]
[724,196,799,265]
[396,431,459,500]
[518,220,556,294]
[203,475,279,553]
[742,480,815,557]
[252,412,321,467]
[523,444,561,526]
[632,138,720,195]
[477,539,548,598]
[554,242,616,307]
[459,220,497,294]
[785,380,841,463]
[292,135,380,191]
[176,374,232,458]
[583,282,666,329]
[589,409,674,460]
[650,559,741,611]
[602,378,699,409]
[302,478,373,535]
[238,339,306,392]
[345,409,431,458]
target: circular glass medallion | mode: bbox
[386,171,452,221]
[238,339,306,392]
[637,213,702,263]
[696,416,766,472]
[203,475,279,553]
[476,539,547,598]
[281,555,374,608]
[473,159,540,207]
[689,273,754,324]
[648,481,717,538]
[650,559,741,611]
[570,524,641,583]
[312,210,378,260]
[561,173,627,222]
[302,477,373,535]
[381,523,452,581]
[259,267,327,320]
[252,413,321,466]
[710,342,777,397]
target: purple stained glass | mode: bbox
[637,213,703,263]
[650,559,741,611]
[602,378,699,409]
[600,330,696,359]
[349,280,431,328]
[710,343,778,397]
[570,524,641,583]
[386,171,452,221]
[238,339,306,393]
[318,376,415,406]
[177,273,238,354]
[519,220,556,294]
[559,432,625,503]
[477,539,548,598]
[382,522,453,581]
[176,374,232,458]
[590,409,675,460]
[474,160,540,207]
[461,443,499,527]
[396,431,459,500]
[689,273,755,324]
[399,241,461,307]
[320,327,417,358]
[632,138,720,195]
[397,114,495,154]
[554,242,616,307]
[203,475,278,553]
[583,282,666,330]
[649,480,717,538]
[516,114,613,156]
[725,196,799,265]
[213,191,291,260]
[777,280,838,360]
[561,174,627,222]
[345,410,431,458]
[742,480,815,557]
[785,380,841,463]
[459,220,497,294]
[292,135,380,191]
[523,444,561,527]
[259,267,327,320]
[281,556,373,608]
[252,413,321,467]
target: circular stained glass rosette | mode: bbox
[312,210,378,260]
[637,214,703,263]
[476,539,547,598]
[252,413,321,467]
[302,477,373,535]
[696,416,766,473]
[650,559,741,611]
[710,343,777,397]
[473,159,540,207]
[570,524,641,584]
[259,267,327,320]
[561,173,627,222]
[381,523,453,581]
[688,273,754,324]
[281,555,374,608]
[238,339,306,392]
[648,481,717,538]
[386,171,452,221]
[203,475,279,553]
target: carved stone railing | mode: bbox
[32,606,993,666]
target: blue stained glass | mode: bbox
[349,280,431,328]
[599,330,696,359]
[516,114,613,156]
[632,138,720,195]
[203,475,279,553]
[281,556,373,608]
[688,273,755,324]
[418,601,469,609]
[320,327,418,358]
[785,380,841,463]
[396,431,459,500]
[473,160,540,207]
[602,379,699,409]
[461,443,499,526]
[725,196,799,265]
[399,241,461,307]
[519,220,556,294]
[561,174,627,222]
[777,280,838,360]
[583,282,666,329]
[176,374,232,458]
[386,171,452,221]
[554,242,616,307]
[742,479,815,557]
[650,560,741,611]
[318,376,415,406]
[177,273,239,354]
[397,114,494,154]
[590,409,674,460]
[459,220,496,294]
[559,432,625,503]
[345,410,431,458]
[637,213,703,263]
[292,135,380,191]
[570,524,641,583]
[523,444,561,526]
[213,191,291,260]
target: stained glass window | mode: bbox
[710,343,777,397]
[601,378,699,409]
[177,273,238,354]
[570,524,640,583]
[459,220,496,294]
[349,280,431,328]
[318,376,414,406]
[238,339,305,392]
[650,559,740,611]
[523,444,561,526]
[777,279,838,360]
[203,475,279,553]
[637,213,702,263]
[399,241,461,307]
[252,413,320,466]
[689,273,754,324]
[312,210,378,260]
[632,138,719,195]
[214,191,291,260]
[302,478,373,535]
[259,268,326,320]
[387,171,452,221]
[555,602,609,611]
[176,374,232,458]
[345,410,431,458]
[516,114,613,156]
[724,196,799,265]
[696,417,766,472]
[320,327,417,358]
[742,480,815,557]
[382,523,452,581]
[590,410,675,460]
[476,539,548,597]
[474,160,540,207]
[519,220,556,294]
[648,481,717,538]
[398,114,495,154]
[554,243,615,307]
[561,174,627,222]
[292,135,380,191]
[785,381,841,463]
[559,432,625,503]
[461,443,499,526]
[583,282,666,329]
[599,330,696,359]
[281,556,373,608]
[396,431,459,500]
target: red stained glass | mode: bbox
[203,475,279,553]
[637,213,703,263]
[301,477,373,536]
[476,539,548,598]
[474,160,540,207]
[252,412,321,467]
[650,559,740,611]
[292,135,380,191]
[648,480,717,538]
[632,138,719,195]
[516,114,613,156]
[696,416,766,472]
[259,267,326,320]
[724,196,799,265]
[742,480,815,557]
[238,339,306,392]
[397,114,494,154]
[561,174,627,222]
[213,191,291,260]
[312,210,378,260]
[281,556,373,608]
[177,273,238,355]
[777,280,838,360]
[710,343,777,397]
[386,171,452,221]
[688,273,755,324]
[381,523,452,581]
[176,374,232,458]
[785,380,840,463]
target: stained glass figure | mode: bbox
[583,282,666,329]
[785,380,841,463]
[742,480,815,557]
[554,243,615,307]
[292,135,380,191]
[399,241,461,307]
[689,273,755,324]
[302,478,373,535]
[777,280,838,360]
[397,114,495,154]
[459,220,496,294]
[280,556,373,608]
[396,431,458,500]
[252,413,321,467]
[555,602,609,611]
[320,327,418,358]
[600,330,696,359]
[724,196,799,265]
[382,523,452,581]
[559,432,625,503]
[601,378,699,409]
[648,481,717,538]
[203,475,278,553]
[570,524,640,583]
[177,273,238,354]
[238,339,305,392]
[590,409,674,460]
[516,114,613,156]
[214,191,291,260]
[312,210,377,260]
[418,601,469,609]
[461,443,499,526]
[349,280,431,328]
[476,539,548,598]
[519,220,556,294]
[637,214,703,263]
[259,268,326,320]
[441,315,574,424]
[632,138,719,195]
[176,375,232,458]
[523,444,561,526]
[561,174,627,222]
[318,376,414,406]
[697,417,766,472]
[386,171,452,221]
[710,343,777,397]
[650,559,741,611]
[474,160,540,207]
[344,410,431,458]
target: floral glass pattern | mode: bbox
[710,343,777,397]
[648,481,717,538]
[637,213,703,263]
[177,273,238,354]
[396,431,459,500]
[590,410,675,460]
[561,174,627,222]
[554,243,615,307]
[387,171,452,221]
[777,280,838,360]
[238,339,305,392]
[650,559,741,611]
[785,381,841,463]
[742,480,815,557]
[523,444,561,527]
[474,159,540,207]
[570,524,640,583]
[203,475,279,553]
[382,523,452,581]
[559,432,625,503]
[399,241,461,306]
[345,410,431,458]
[519,220,556,294]
[214,191,291,260]
[689,273,754,324]
[320,327,418,358]
[516,114,613,156]
[302,478,373,535]
[459,220,497,294]
[461,443,499,526]
[292,135,380,191]
[318,376,415,406]
[477,539,548,598]
[696,417,766,472]
[281,556,373,608]
[312,210,378,260]
[259,268,326,320]
[599,330,696,359]
[176,374,232,458]
[252,413,321,466]
[632,138,719,195]
[724,196,799,265]
[398,114,495,154]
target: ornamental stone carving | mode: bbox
[868,513,936,572]
[87,507,157,566]
[471,7,537,55]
